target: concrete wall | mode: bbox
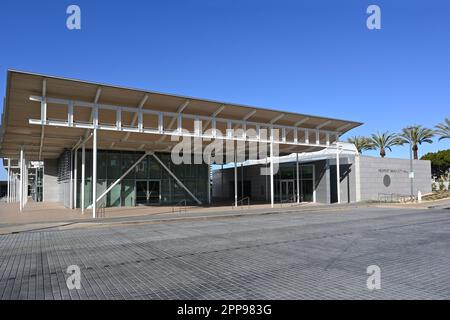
[328,156,357,204]
[358,156,432,200]
[43,159,60,202]
[314,160,330,204]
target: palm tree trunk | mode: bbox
[413,144,418,160]
[380,147,386,158]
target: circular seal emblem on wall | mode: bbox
[383,174,391,187]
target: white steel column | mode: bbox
[69,150,73,209]
[74,149,78,209]
[207,165,211,205]
[241,162,244,200]
[355,154,361,202]
[19,148,24,212]
[336,144,341,204]
[10,173,14,203]
[81,144,86,214]
[296,153,300,204]
[221,164,224,200]
[234,150,238,208]
[7,159,10,203]
[92,128,97,218]
[270,142,274,208]
[13,174,16,203]
[24,160,28,207]
[265,157,268,202]
[312,164,317,203]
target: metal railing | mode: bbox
[232,196,250,209]
[172,199,187,213]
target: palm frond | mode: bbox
[436,118,450,141]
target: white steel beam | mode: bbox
[122,94,149,142]
[28,95,339,148]
[84,87,102,138]
[157,100,190,143]
[242,109,257,121]
[316,120,332,129]
[294,118,310,126]
[203,105,226,129]
[270,114,285,125]
[336,123,352,132]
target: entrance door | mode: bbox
[136,180,148,205]
[148,180,160,204]
[135,180,161,205]
[280,180,295,202]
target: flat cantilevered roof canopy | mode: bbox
[0,70,362,161]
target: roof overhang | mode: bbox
[0,70,363,161]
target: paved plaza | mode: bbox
[1,205,450,299]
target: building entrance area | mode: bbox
[136,180,161,205]
[280,180,295,202]
[274,164,315,203]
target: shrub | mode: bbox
[439,181,446,191]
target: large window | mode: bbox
[74,150,208,208]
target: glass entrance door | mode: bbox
[135,180,161,205]
[148,181,160,204]
[280,180,295,202]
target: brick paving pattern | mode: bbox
[1,207,450,299]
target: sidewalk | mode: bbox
[1,197,449,235]
[0,201,351,234]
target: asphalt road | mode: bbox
[1,206,450,299]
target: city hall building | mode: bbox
[212,143,432,204]
[0,70,431,218]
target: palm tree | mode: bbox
[397,125,434,160]
[347,136,373,154]
[435,118,450,141]
[369,131,400,158]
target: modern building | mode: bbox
[0,70,430,218]
[212,143,432,204]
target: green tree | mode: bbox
[347,136,373,154]
[369,131,400,158]
[421,149,450,179]
[397,125,435,160]
[435,118,450,141]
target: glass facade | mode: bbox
[274,164,314,202]
[75,150,208,209]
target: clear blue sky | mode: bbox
[0,0,449,180]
